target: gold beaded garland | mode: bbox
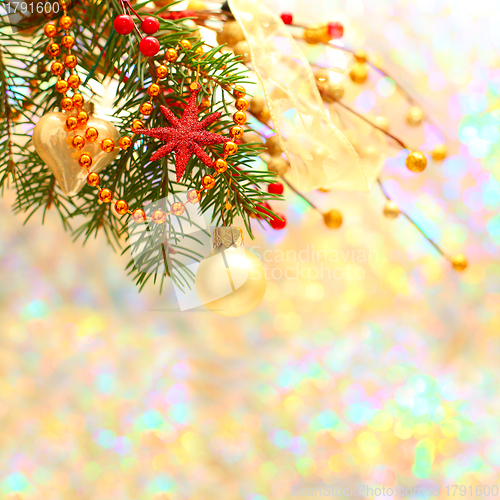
[72,93,84,107]
[59,15,72,29]
[152,209,167,224]
[180,39,193,50]
[233,111,247,125]
[85,127,99,142]
[214,158,228,173]
[165,48,178,62]
[71,135,85,149]
[67,74,81,89]
[170,202,185,216]
[119,136,132,149]
[132,119,144,133]
[64,54,78,69]
[235,98,249,111]
[224,141,238,155]
[60,97,73,111]
[233,85,246,99]
[99,188,113,203]
[140,102,154,115]
[44,24,57,37]
[230,126,244,140]
[156,65,169,79]
[186,190,200,204]
[202,175,216,190]
[115,200,129,215]
[101,138,115,153]
[132,208,147,223]
[47,42,60,57]
[50,61,64,75]
[148,84,161,98]
[61,35,75,49]
[77,110,89,125]
[66,116,78,130]
[55,80,69,93]
[78,153,92,168]
[87,172,101,186]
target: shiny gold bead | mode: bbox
[59,15,72,29]
[233,85,246,99]
[132,208,146,223]
[66,116,78,130]
[101,138,115,153]
[214,158,228,173]
[225,202,232,210]
[132,119,144,133]
[71,135,85,149]
[47,42,60,57]
[180,39,192,50]
[61,35,75,49]
[374,116,390,132]
[230,126,244,140]
[78,153,92,168]
[431,144,447,162]
[451,254,468,272]
[201,175,216,190]
[55,80,69,93]
[323,209,343,229]
[165,48,178,63]
[99,188,113,203]
[265,136,282,156]
[383,201,400,219]
[406,151,427,173]
[51,61,64,75]
[194,46,204,58]
[156,65,169,78]
[60,97,73,111]
[267,156,289,176]
[258,108,271,123]
[87,172,100,187]
[152,209,167,224]
[322,81,344,102]
[304,27,322,45]
[67,74,81,89]
[233,111,247,125]
[349,63,368,84]
[44,24,57,37]
[407,106,424,126]
[250,96,265,115]
[148,83,161,98]
[235,98,249,112]
[140,102,154,115]
[64,54,77,69]
[186,190,200,204]
[354,49,368,63]
[77,110,89,125]
[170,202,185,216]
[115,199,129,215]
[119,136,132,149]
[72,93,84,107]
[223,141,238,155]
[85,127,99,142]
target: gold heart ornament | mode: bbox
[33,112,120,196]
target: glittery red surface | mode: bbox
[137,85,230,181]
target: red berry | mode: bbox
[255,202,271,219]
[114,15,135,35]
[268,182,284,195]
[141,16,160,35]
[139,36,160,57]
[270,213,287,230]
[280,12,293,25]
[328,21,344,39]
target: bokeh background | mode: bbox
[1,0,500,498]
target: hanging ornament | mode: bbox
[137,82,230,182]
[33,112,119,196]
[195,227,267,317]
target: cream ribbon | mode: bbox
[228,0,375,192]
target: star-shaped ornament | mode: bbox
[137,82,230,181]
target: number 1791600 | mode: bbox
[445,485,499,497]
[7,1,60,14]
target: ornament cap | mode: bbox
[213,226,244,250]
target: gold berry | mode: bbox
[71,135,85,149]
[72,93,84,107]
[67,74,81,89]
[152,209,167,224]
[383,201,400,219]
[156,65,169,78]
[201,175,216,190]
[132,208,147,223]
[101,139,115,153]
[66,116,78,130]
[165,48,178,62]
[451,254,467,272]
[235,98,249,111]
[250,96,265,115]
[323,209,343,229]
[99,188,113,203]
[214,158,228,173]
[61,35,75,49]
[44,24,57,37]
[140,102,154,115]
[233,85,246,99]
[78,153,92,168]
[170,202,185,216]
[230,126,244,140]
[59,15,72,29]
[407,106,424,126]
[354,49,368,63]
[148,83,161,98]
[60,97,73,111]
[55,80,69,93]
[115,199,129,215]
[85,127,99,142]
[349,63,368,84]
[223,141,238,156]
[132,119,144,133]
[180,39,192,50]
[87,172,100,186]
[431,144,447,162]
[258,108,271,123]
[51,61,64,75]
[267,156,289,176]
[77,110,89,125]
[119,136,132,149]
[406,151,427,173]
[47,42,60,57]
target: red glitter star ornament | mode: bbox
[137,82,230,182]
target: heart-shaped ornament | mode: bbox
[33,112,120,196]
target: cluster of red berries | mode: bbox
[113,14,161,57]
[280,12,344,39]
[257,186,287,230]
